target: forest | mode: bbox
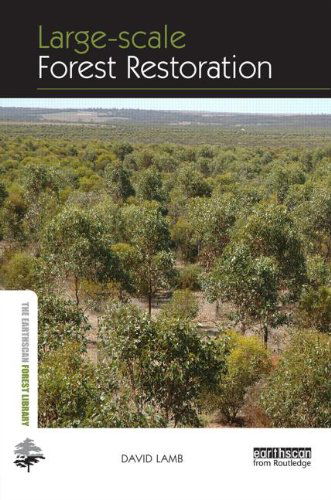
[0,121,330,428]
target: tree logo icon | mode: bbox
[13,438,45,472]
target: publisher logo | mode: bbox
[253,447,312,469]
[13,438,45,473]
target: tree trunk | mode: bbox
[148,293,152,316]
[215,299,220,319]
[263,324,268,348]
[74,276,80,306]
[148,278,152,315]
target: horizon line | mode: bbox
[0,105,330,117]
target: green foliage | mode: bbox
[306,255,331,287]
[292,185,331,257]
[112,142,134,161]
[177,164,211,198]
[123,203,171,251]
[171,216,197,261]
[299,286,331,332]
[150,317,222,426]
[133,249,177,314]
[110,242,137,294]
[41,206,120,304]
[204,244,283,344]
[260,331,331,427]
[210,332,272,422]
[38,294,90,358]
[1,185,27,241]
[38,341,97,427]
[79,279,125,311]
[186,195,237,268]
[268,162,306,203]
[99,301,222,426]
[104,161,135,202]
[0,131,330,429]
[122,204,176,313]
[0,182,8,207]
[24,164,61,198]
[39,339,166,428]
[135,167,165,203]
[160,289,199,320]
[233,203,306,295]
[178,263,202,290]
[0,251,39,289]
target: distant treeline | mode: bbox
[0,122,330,148]
[0,107,330,129]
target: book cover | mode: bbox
[0,5,330,500]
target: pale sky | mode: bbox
[0,98,330,115]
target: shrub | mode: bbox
[260,331,331,427]
[39,341,166,428]
[38,341,97,427]
[211,332,272,423]
[38,294,90,358]
[98,301,222,426]
[0,251,39,289]
[80,278,125,311]
[0,182,8,207]
[299,286,331,332]
[170,217,197,262]
[306,255,331,288]
[178,264,202,290]
[160,289,199,320]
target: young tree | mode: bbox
[260,331,331,427]
[298,286,331,332]
[112,142,133,161]
[98,301,223,426]
[0,251,39,290]
[187,195,237,268]
[159,289,199,320]
[233,202,306,296]
[268,162,306,203]
[24,164,61,199]
[38,341,98,427]
[38,294,90,358]
[0,182,8,207]
[208,332,272,423]
[204,244,282,345]
[1,185,27,241]
[98,301,155,416]
[104,161,135,202]
[122,204,176,314]
[135,167,166,203]
[150,317,222,426]
[171,216,197,261]
[177,164,211,198]
[39,339,163,428]
[134,250,176,315]
[41,206,120,305]
[293,185,331,258]
[202,203,307,344]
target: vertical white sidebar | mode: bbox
[0,291,38,496]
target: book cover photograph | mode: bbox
[0,5,330,500]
